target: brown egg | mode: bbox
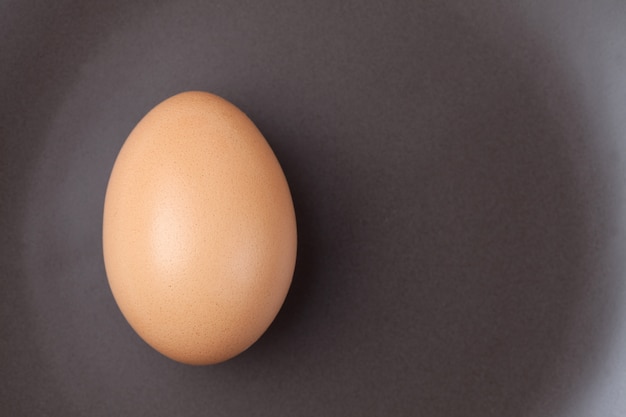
[102,91,297,365]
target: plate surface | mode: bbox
[2,1,625,416]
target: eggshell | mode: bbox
[102,91,297,365]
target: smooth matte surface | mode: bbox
[103,92,297,365]
[1,1,625,416]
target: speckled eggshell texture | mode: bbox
[102,91,297,365]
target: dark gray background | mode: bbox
[2,0,626,416]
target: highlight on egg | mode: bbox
[102,91,297,365]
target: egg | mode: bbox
[102,91,297,365]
